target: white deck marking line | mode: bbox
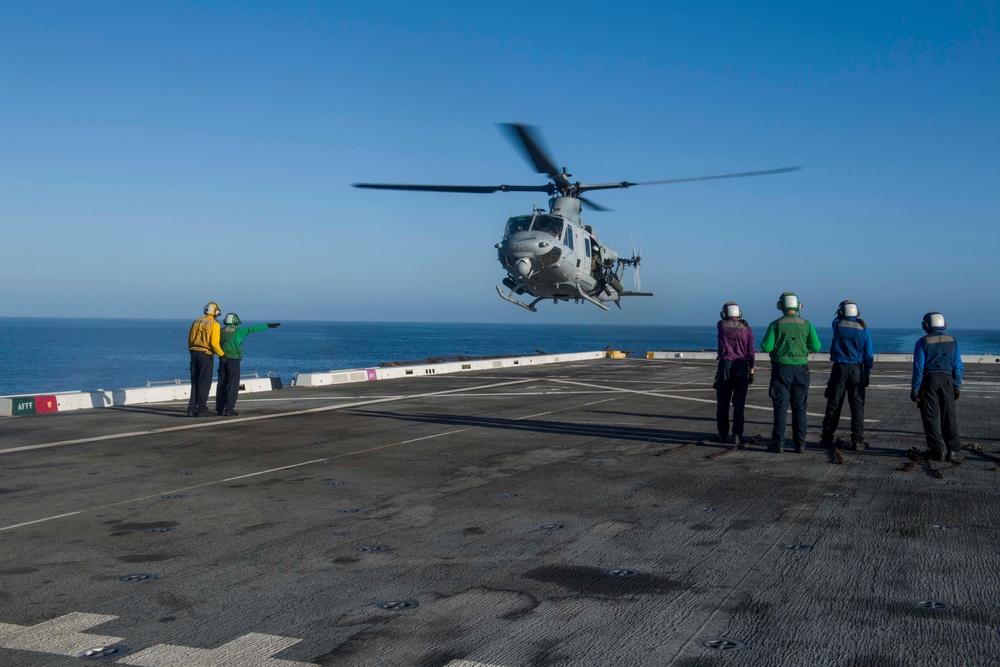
[0,385,615,533]
[237,390,599,403]
[444,661,510,667]
[0,429,474,532]
[0,379,534,455]
[549,378,880,422]
[0,511,84,532]
[0,612,122,657]
[124,632,318,667]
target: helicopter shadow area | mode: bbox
[587,409,716,424]
[349,409,706,445]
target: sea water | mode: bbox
[1,318,999,396]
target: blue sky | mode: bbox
[2,1,998,327]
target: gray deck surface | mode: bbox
[1,358,999,667]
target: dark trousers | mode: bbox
[715,359,750,438]
[821,363,866,442]
[769,364,810,449]
[919,372,960,455]
[188,351,214,414]
[216,357,242,414]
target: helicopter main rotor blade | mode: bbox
[352,183,554,194]
[629,166,803,187]
[500,123,572,192]
[575,166,802,193]
[578,196,611,212]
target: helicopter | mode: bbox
[354,124,800,312]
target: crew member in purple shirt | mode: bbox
[714,302,756,443]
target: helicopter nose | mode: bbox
[515,257,532,277]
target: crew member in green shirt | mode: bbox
[760,292,822,453]
[216,313,280,416]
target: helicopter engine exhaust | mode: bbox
[515,257,532,277]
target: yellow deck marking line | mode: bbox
[0,379,534,455]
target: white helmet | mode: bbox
[204,302,221,317]
[922,312,946,332]
[838,300,860,318]
[223,313,241,326]
[777,292,801,312]
[721,302,742,319]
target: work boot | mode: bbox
[710,434,725,443]
[730,434,741,445]
[793,443,804,454]
[821,435,834,450]
[224,409,239,416]
[946,449,964,463]
[851,439,867,452]
[769,442,783,454]
[925,450,945,462]
[187,408,197,417]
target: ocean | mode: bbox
[2,318,999,397]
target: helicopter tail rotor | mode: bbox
[615,239,647,295]
[630,238,643,292]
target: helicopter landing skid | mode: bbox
[575,284,611,311]
[495,285,613,312]
[496,286,540,312]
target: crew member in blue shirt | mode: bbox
[821,300,874,450]
[911,312,963,462]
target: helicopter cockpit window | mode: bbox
[531,215,564,240]
[504,216,532,238]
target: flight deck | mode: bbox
[1,357,999,666]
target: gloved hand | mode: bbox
[267,323,281,328]
[748,368,755,384]
[954,388,960,400]
[864,373,871,388]
[910,392,919,403]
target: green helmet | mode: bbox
[223,313,241,326]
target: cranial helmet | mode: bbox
[838,300,860,318]
[224,312,241,326]
[721,302,742,319]
[204,302,221,317]
[922,312,946,332]
[777,292,801,312]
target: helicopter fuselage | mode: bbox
[495,197,625,310]
[354,122,799,312]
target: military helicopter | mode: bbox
[354,124,799,312]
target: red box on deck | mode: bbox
[34,395,59,413]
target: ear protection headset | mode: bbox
[922,312,946,332]
[721,302,742,319]
[838,300,860,318]
[776,292,801,312]
[204,302,221,317]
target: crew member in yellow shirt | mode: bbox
[187,302,225,417]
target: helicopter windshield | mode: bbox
[504,216,532,239]
[531,215,564,240]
